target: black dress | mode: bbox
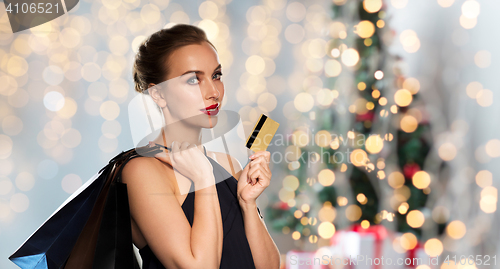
[138,145,260,269]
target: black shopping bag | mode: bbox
[9,145,162,269]
[92,181,138,268]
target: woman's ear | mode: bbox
[148,83,167,108]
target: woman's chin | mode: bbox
[203,115,218,128]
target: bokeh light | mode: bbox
[399,29,420,53]
[365,135,384,154]
[394,89,413,107]
[412,171,431,189]
[345,204,362,221]
[355,21,375,38]
[407,210,425,228]
[363,0,383,13]
[15,172,35,192]
[43,91,65,111]
[474,50,491,68]
[318,222,336,239]
[424,238,443,256]
[318,169,335,186]
[446,220,466,239]
[10,193,29,213]
[0,135,13,159]
[341,48,360,67]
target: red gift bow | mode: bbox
[344,224,420,269]
[350,224,387,269]
[328,224,388,269]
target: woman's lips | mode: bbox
[204,103,219,110]
[200,107,219,116]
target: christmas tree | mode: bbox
[267,0,436,250]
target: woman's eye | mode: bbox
[187,76,199,84]
[213,72,223,80]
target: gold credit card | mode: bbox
[245,114,279,152]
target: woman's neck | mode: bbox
[152,124,202,149]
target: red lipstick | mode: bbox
[201,103,219,116]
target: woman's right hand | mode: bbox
[153,141,214,187]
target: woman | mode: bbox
[122,24,280,269]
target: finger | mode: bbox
[250,151,271,162]
[262,160,271,174]
[250,156,265,165]
[180,141,190,153]
[252,155,269,163]
[252,169,270,187]
[249,156,269,168]
[249,156,271,175]
[248,156,264,168]
[249,170,265,186]
[248,161,266,178]
[248,165,270,182]
[250,169,263,185]
[248,164,260,177]
[248,158,270,173]
[249,151,264,159]
[259,163,271,177]
[258,164,271,179]
[245,167,256,185]
[248,170,258,185]
[254,151,270,163]
[171,141,180,153]
[169,141,179,163]
[187,143,197,154]
[239,171,249,184]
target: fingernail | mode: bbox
[249,154,255,159]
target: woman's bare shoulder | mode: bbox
[121,156,175,190]
[121,156,162,175]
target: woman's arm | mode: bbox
[240,200,281,269]
[122,157,223,269]
[223,154,281,269]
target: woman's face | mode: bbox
[152,41,224,129]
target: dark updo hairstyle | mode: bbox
[132,24,217,94]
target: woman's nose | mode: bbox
[205,80,220,99]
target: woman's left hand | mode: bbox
[237,151,272,205]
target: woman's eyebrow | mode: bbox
[180,64,222,76]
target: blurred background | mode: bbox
[1,0,499,268]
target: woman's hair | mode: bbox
[132,24,217,94]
